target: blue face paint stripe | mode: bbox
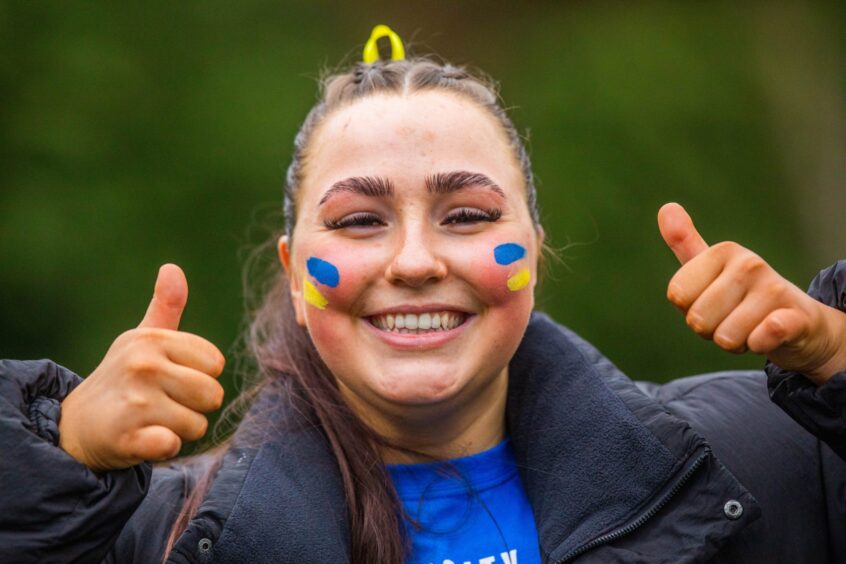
[494,243,526,266]
[307,257,340,287]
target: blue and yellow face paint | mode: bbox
[303,256,340,310]
[494,243,530,292]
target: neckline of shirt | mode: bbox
[386,439,519,500]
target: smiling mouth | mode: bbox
[367,311,469,334]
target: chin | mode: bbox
[374,370,464,406]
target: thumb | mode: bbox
[138,264,188,330]
[658,202,709,265]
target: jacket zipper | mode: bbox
[554,448,710,563]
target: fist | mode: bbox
[658,203,846,385]
[58,264,226,472]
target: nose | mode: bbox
[385,221,448,288]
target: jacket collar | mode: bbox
[173,312,758,563]
[507,313,758,561]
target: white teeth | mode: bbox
[369,310,466,333]
[405,314,418,330]
[419,313,431,330]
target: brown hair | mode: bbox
[164,56,539,563]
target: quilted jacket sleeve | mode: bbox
[0,359,152,563]
[767,260,846,461]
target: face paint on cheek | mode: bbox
[493,243,531,292]
[494,243,526,266]
[304,256,341,310]
[307,257,340,287]
[304,277,329,309]
[507,268,531,291]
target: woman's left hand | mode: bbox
[658,202,846,386]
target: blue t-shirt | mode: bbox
[387,439,542,564]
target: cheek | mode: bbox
[460,240,534,305]
[300,251,370,359]
[301,249,380,312]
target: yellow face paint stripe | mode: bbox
[507,268,531,292]
[304,277,328,309]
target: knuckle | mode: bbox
[125,354,161,375]
[712,241,739,257]
[762,281,787,302]
[735,252,766,277]
[136,327,167,342]
[765,315,787,340]
[123,390,151,410]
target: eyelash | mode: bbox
[324,213,385,230]
[324,208,502,230]
[441,207,502,225]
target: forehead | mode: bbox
[300,91,523,202]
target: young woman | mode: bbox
[2,28,846,564]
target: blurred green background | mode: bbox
[2,1,845,440]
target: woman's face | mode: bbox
[280,91,541,421]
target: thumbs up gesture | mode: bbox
[58,265,225,472]
[658,203,846,386]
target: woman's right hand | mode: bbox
[58,264,226,472]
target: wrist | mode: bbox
[794,305,846,386]
[57,389,93,469]
[766,260,846,386]
[804,261,846,384]
[816,307,846,380]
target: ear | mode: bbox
[278,235,307,326]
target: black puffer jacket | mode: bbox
[1,261,845,563]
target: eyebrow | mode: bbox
[319,176,395,205]
[317,170,505,205]
[426,171,506,199]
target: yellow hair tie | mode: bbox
[362,24,405,63]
